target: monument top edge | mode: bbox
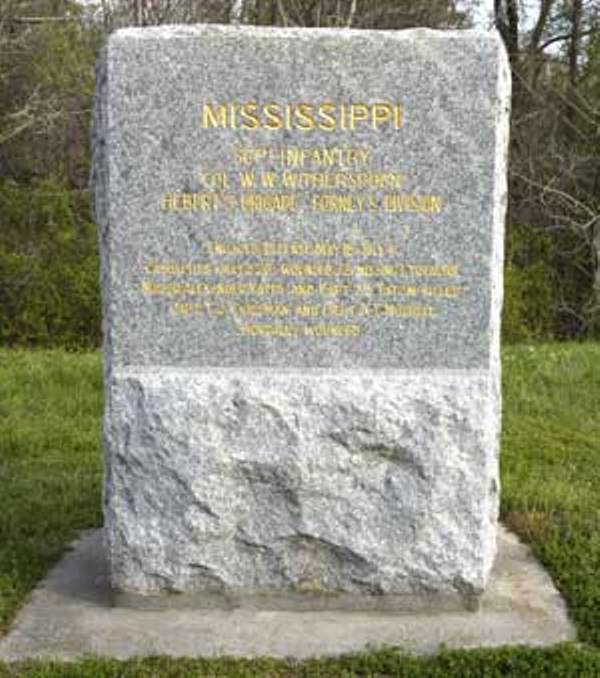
[108,22,504,47]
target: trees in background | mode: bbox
[226,0,467,29]
[495,0,599,339]
[0,0,598,346]
[0,1,98,186]
[0,1,100,346]
[91,0,466,30]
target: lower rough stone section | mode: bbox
[104,368,500,601]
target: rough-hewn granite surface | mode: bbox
[105,369,499,600]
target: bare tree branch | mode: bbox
[276,0,294,26]
[538,28,595,52]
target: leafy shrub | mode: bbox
[0,179,100,348]
[502,223,555,343]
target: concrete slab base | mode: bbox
[0,526,575,661]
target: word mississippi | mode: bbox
[201,102,403,132]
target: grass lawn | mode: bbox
[0,343,599,676]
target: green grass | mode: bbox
[0,344,599,676]
[501,343,600,646]
[0,350,103,635]
[1,645,600,678]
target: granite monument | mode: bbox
[93,24,510,606]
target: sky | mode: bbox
[459,0,494,29]
[458,0,538,30]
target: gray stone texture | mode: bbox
[94,24,510,371]
[105,369,499,598]
[94,25,510,600]
[0,528,575,661]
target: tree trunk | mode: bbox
[568,0,583,87]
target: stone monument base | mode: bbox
[105,368,499,601]
[0,526,575,661]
